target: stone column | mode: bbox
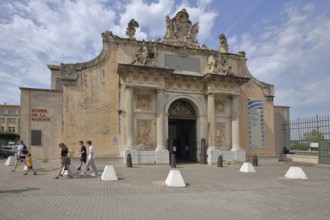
[207,93,216,150]
[156,90,166,151]
[231,96,240,151]
[125,87,135,149]
[124,87,138,165]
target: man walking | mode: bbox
[80,140,98,176]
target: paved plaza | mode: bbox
[0,158,330,220]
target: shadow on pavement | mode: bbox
[0,187,40,194]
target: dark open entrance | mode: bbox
[168,99,197,162]
[169,119,196,161]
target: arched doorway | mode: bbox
[168,99,197,162]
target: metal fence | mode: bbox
[288,115,330,157]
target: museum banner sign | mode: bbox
[248,99,264,148]
[31,109,50,121]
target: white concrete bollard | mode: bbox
[165,169,186,187]
[62,163,78,175]
[4,156,16,166]
[284,166,308,179]
[101,165,118,180]
[239,162,256,173]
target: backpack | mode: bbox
[22,145,29,154]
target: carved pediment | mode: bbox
[163,9,200,48]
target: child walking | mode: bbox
[23,153,37,175]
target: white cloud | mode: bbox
[2,0,327,121]
[1,0,217,105]
[174,0,218,44]
[0,0,118,104]
[229,2,330,118]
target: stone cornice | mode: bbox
[118,64,250,86]
[19,87,63,93]
[202,73,250,85]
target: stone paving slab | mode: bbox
[0,158,330,220]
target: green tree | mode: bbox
[303,129,324,142]
[0,131,20,146]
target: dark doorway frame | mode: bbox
[167,99,197,162]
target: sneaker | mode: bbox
[23,173,28,175]
[91,173,97,177]
[10,169,15,173]
[33,172,37,175]
[80,173,86,176]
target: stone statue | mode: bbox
[207,53,232,75]
[162,9,200,48]
[164,15,174,39]
[219,33,228,53]
[189,22,199,43]
[132,40,157,66]
[126,19,139,39]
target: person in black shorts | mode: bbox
[77,140,87,170]
[11,140,28,172]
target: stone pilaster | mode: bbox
[125,87,135,149]
[156,90,166,151]
[207,93,216,150]
[231,95,240,151]
[207,93,222,165]
[231,95,246,161]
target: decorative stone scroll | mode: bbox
[126,19,139,39]
[101,31,121,42]
[163,9,200,48]
[136,120,152,146]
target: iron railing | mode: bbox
[286,115,330,155]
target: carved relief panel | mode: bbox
[136,94,152,110]
[215,99,225,113]
[215,122,226,147]
[136,120,152,146]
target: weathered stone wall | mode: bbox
[62,42,120,157]
[274,106,290,159]
[20,88,63,160]
[240,81,276,156]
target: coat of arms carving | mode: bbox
[163,9,199,48]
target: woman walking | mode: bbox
[54,143,74,179]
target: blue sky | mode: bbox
[0,0,329,120]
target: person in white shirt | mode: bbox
[11,140,28,172]
[80,140,98,176]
